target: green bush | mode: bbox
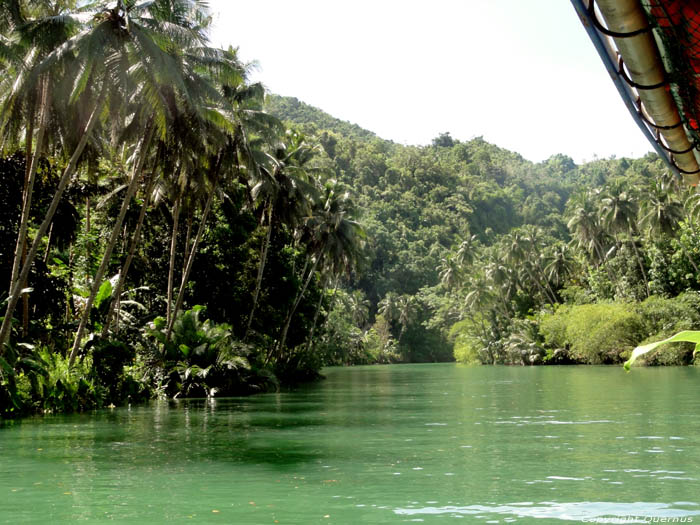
[145,306,252,398]
[35,348,102,414]
[540,303,645,364]
[634,292,700,365]
[450,320,483,365]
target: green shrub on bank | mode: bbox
[450,319,483,364]
[540,303,645,364]
[634,292,700,365]
[145,306,256,398]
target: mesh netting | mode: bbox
[643,0,700,142]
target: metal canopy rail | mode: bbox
[571,0,700,185]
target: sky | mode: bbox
[207,0,653,164]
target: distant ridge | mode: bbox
[265,94,382,142]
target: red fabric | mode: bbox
[647,0,700,127]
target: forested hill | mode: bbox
[266,94,700,366]
[266,95,380,142]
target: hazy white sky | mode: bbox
[208,0,652,164]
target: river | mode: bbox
[1,364,700,523]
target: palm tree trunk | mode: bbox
[101,168,158,337]
[305,274,330,354]
[7,78,47,340]
[0,83,106,353]
[166,156,222,342]
[524,265,556,304]
[244,203,273,340]
[592,238,617,282]
[533,258,559,303]
[275,255,321,359]
[19,90,38,338]
[167,194,181,329]
[630,236,650,297]
[68,120,155,366]
[182,207,193,278]
[8,80,44,291]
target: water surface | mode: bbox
[2,364,700,523]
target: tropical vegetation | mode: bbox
[2,1,699,419]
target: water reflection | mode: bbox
[394,501,700,521]
[1,364,700,523]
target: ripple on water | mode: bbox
[393,501,700,521]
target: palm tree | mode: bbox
[245,131,316,340]
[600,182,648,296]
[0,1,93,350]
[543,243,576,289]
[395,294,418,345]
[69,0,219,364]
[378,292,399,325]
[438,254,460,290]
[165,51,282,342]
[455,234,478,267]
[275,180,365,357]
[640,180,683,238]
[504,228,557,304]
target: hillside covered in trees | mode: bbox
[267,95,700,368]
[2,1,700,419]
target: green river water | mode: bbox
[1,364,700,523]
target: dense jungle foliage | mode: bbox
[2,1,699,418]
[266,96,700,369]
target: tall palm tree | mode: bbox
[600,182,648,296]
[0,1,92,350]
[505,228,556,304]
[566,190,609,265]
[438,254,460,290]
[244,131,316,340]
[275,180,365,357]
[69,0,219,364]
[165,51,282,342]
[543,243,576,289]
[640,180,683,238]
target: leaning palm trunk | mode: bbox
[8,79,48,337]
[524,265,556,305]
[275,254,321,360]
[166,194,181,328]
[101,169,158,337]
[244,203,273,341]
[534,260,559,303]
[69,121,155,366]
[629,237,650,298]
[0,85,107,352]
[8,78,47,294]
[166,157,222,342]
[304,274,331,354]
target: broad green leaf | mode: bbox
[0,355,15,374]
[624,330,700,371]
[94,280,112,309]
